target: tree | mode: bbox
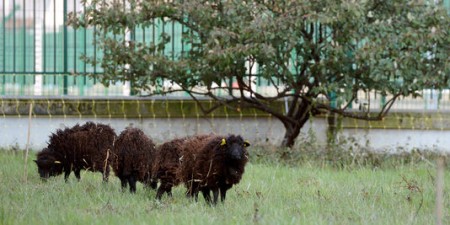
[68,0,450,147]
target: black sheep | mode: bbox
[34,122,117,182]
[178,134,250,204]
[112,127,157,193]
[152,135,211,199]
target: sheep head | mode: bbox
[34,149,64,180]
[220,135,250,161]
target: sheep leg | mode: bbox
[156,187,166,200]
[212,188,219,205]
[74,169,81,181]
[120,177,128,191]
[220,186,228,202]
[202,188,211,203]
[64,168,71,182]
[150,178,158,190]
[143,179,155,190]
[156,182,173,199]
[162,178,174,196]
[194,191,199,202]
[149,181,158,190]
[186,182,199,200]
[187,188,200,201]
[128,176,137,193]
[166,187,173,197]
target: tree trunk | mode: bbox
[326,112,337,147]
[281,123,302,148]
[280,100,312,148]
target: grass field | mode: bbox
[0,150,448,225]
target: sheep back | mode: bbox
[34,122,117,181]
[153,138,186,187]
[113,127,156,192]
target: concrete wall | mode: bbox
[1,116,449,152]
[0,116,324,150]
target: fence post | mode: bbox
[23,102,33,182]
[435,156,445,225]
[63,0,68,95]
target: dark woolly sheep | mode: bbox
[113,127,157,193]
[152,135,211,199]
[152,137,185,199]
[34,122,117,182]
[178,134,250,204]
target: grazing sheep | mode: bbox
[178,134,250,204]
[34,122,117,182]
[152,135,211,199]
[152,137,185,199]
[113,127,157,193]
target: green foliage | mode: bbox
[250,133,450,169]
[68,0,450,146]
[1,150,449,225]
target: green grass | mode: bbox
[0,150,449,225]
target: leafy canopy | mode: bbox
[68,0,450,146]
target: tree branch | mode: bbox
[315,92,401,121]
[378,92,401,117]
[243,96,298,124]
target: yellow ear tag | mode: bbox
[244,140,250,147]
[54,161,61,164]
[220,138,226,146]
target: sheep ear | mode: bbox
[244,140,251,147]
[54,160,61,164]
[220,139,227,146]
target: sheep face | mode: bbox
[34,152,63,180]
[220,135,250,161]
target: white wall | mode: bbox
[1,116,449,152]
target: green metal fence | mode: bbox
[1,0,450,105]
[0,0,186,96]
[2,1,89,95]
